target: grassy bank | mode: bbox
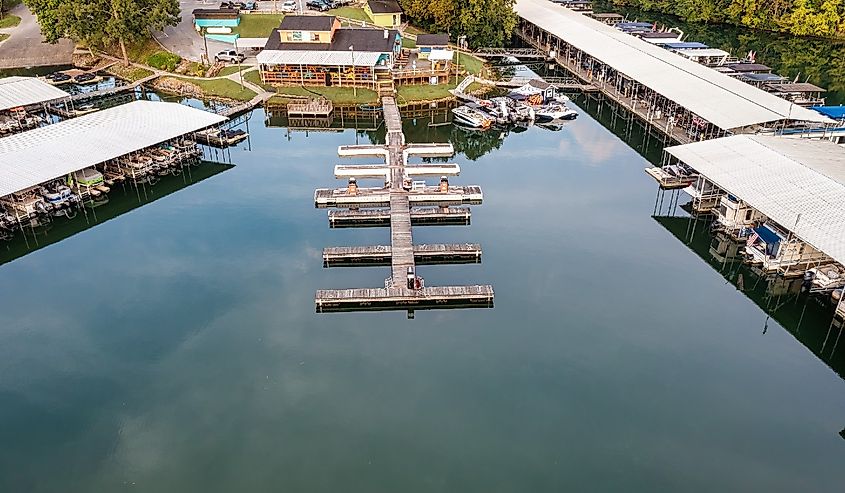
[0,33,8,43]
[234,14,284,38]
[105,64,154,82]
[0,14,20,29]
[160,76,256,101]
[271,86,379,105]
[328,7,370,22]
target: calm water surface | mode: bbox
[1,98,844,491]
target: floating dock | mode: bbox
[314,97,493,316]
[327,207,471,228]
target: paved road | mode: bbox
[0,3,75,69]
[156,0,307,62]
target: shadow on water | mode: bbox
[653,212,845,380]
[0,162,234,266]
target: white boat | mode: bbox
[807,264,845,290]
[41,184,74,207]
[451,105,492,129]
[535,103,578,122]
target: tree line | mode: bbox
[398,0,517,47]
[608,0,845,38]
[25,0,180,64]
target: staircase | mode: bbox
[375,69,395,97]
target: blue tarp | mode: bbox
[741,73,785,82]
[655,41,710,50]
[754,226,781,245]
[811,106,845,119]
[660,42,709,49]
[617,22,653,28]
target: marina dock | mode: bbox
[513,0,832,144]
[314,97,493,316]
[328,207,471,227]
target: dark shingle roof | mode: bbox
[263,27,398,53]
[367,0,402,14]
[278,15,336,32]
[415,34,449,47]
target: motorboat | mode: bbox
[535,103,578,122]
[451,105,493,129]
[194,128,249,147]
[73,167,105,187]
[41,184,75,207]
[807,264,845,290]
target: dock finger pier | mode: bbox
[314,97,494,317]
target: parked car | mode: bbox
[280,0,297,12]
[215,50,246,63]
[242,1,257,10]
[306,0,330,12]
[329,0,351,7]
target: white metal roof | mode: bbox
[515,0,834,130]
[236,37,270,48]
[666,135,845,265]
[257,50,382,67]
[428,49,454,61]
[0,100,226,197]
[0,76,70,112]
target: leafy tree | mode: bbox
[399,0,517,47]
[25,0,179,65]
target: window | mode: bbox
[745,209,753,221]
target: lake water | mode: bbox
[1,96,844,491]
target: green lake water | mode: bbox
[1,93,843,491]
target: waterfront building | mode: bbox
[365,0,403,29]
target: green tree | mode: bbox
[25,0,179,65]
[399,0,517,47]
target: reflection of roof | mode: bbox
[515,0,834,129]
[264,27,398,53]
[666,135,845,265]
[416,34,449,47]
[256,50,382,67]
[0,101,225,197]
[367,0,402,13]
[278,15,336,31]
[0,77,70,112]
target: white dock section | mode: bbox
[334,163,461,180]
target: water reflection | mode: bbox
[0,162,233,266]
[653,213,845,379]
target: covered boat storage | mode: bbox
[0,77,71,135]
[0,100,226,231]
[514,0,833,143]
[664,135,845,276]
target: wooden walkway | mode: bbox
[314,97,493,316]
[323,243,482,266]
[328,207,471,227]
[66,73,159,102]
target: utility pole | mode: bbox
[350,44,356,98]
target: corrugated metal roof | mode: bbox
[515,0,834,130]
[0,76,70,112]
[0,101,226,197]
[666,135,845,265]
[673,48,730,58]
[257,49,382,67]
